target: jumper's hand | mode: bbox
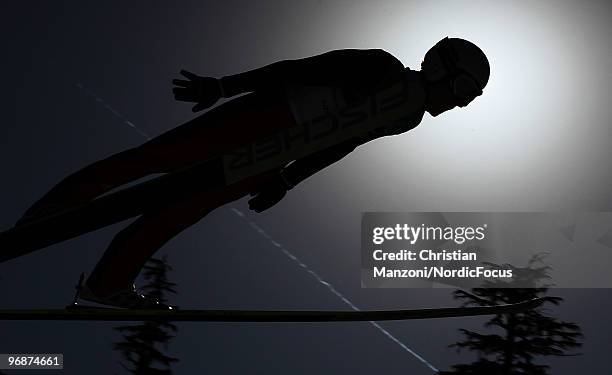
[248,174,290,213]
[172,69,222,112]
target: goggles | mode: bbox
[452,74,482,104]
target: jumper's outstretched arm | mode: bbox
[246,138,360,212]
[282,137,361,188]
[173,49,405,111]
[220,49,404,96]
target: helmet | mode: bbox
[421,37,490,102]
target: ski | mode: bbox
[0,298,543,322]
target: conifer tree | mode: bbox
[114,255,179,374]
[441,253,582,375]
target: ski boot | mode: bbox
[68,273,175,310]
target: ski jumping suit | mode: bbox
[21,49,426,292]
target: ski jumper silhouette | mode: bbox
[15,37,490,309]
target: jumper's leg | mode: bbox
[17,93,295,226]
[83,170,275,299]
[16,147,159,225]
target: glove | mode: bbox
[172,69,223,112]
[248,172,293,213]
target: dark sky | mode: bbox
[1,1,611,374]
